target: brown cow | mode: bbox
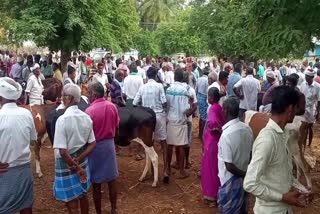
[21,104,58,177]
[244,110,312,189]
[42,78,63,102]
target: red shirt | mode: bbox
[85,98,119,141]
[85,57,92,66]
[314,76,320,84]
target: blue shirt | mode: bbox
[227,72,241,97]
[196,75,208,95]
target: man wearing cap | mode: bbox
[0,77,37,214]
[260,70,279,113]
[263,63,283,84]
[9,56,24,81]
[300,68,320,147]
[25,63,44,105]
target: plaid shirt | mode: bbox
[133,79,166,113]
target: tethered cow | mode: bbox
[47,102,159,187]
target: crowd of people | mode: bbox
[0,49,319,214]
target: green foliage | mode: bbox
[0,0,139,53]
[138,0,185,29]
[109,0,140,52]
[189,0,320,59]
[133,30,160,57]
[245,0,319,58]
[189,1,250,57]
[154,9,208,55]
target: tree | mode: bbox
[189,0,320,59]
[245,0,320,58]
[133,30,160,57]
[0,0,139,71]
[189,0,257,58]
[138,0,184,29]
[155,9,208,55]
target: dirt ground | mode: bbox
[32,120,320,214]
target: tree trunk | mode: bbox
[61,50,71,73]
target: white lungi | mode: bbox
[29,98,43,105]
[154,112,167,141]
[167,122,188,146]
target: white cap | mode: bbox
[266,70,276,79]
[31,63,40,72]
[0,77,22,100]
[305,69,315,77]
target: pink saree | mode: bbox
[201,102,225,201]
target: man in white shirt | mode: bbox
[143,57,152,73]
[136,59,146,83]
[67,58,79,83]
[53,83,96,213]
[244,86,313,214]
[25,63,44,105]
[166,68,193,179]
[123,62,143,107]
[233,67,261,118]
[300,69,320,147]
[0,77,37,214]
[92,62,109,94]
[133,66,169,181]
[296,65,306,87]
[263,63,283,84]
[217,97,253,214]
[164,64,174,88]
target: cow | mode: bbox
[21,103,58,177]
[46,102,159,187]
[243,110,312,189]
[17,78,63,105]
[42,78,63,102]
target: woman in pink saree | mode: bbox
[201,87,225,206]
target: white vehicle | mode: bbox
[90,49,112,62]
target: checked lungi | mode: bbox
[53,148,91,203]
[218,175,247,214]
[197,93,208,121]
[0,163,33,214]
[88,138,118,183]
